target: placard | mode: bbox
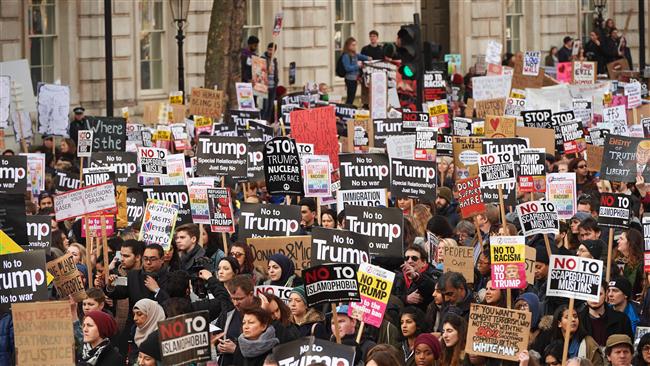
[517,201,559,236]
[54,171,81,193]
[490,236,526,289]
[598,193,632,229]
[390,158,437,199]
[522,109,553,129]
[336,188,388,213]
[456,177,485,218]
[46,253,86,302]
[264,137,303,195]
[196,136,248,178]
[142,185,192,225]
[523,51,541,76]
[85,116,127,152]
[37,84,70,137]
[573,61,596,85]
[484,115,516,138]
[207,188,234,233]
[254,285,292,302]
[247,235,311,274]
[291,105,340,169]
[478,152,516,186]
[158,311,211,366]
[414,127,437,161]
[0,155,27,194]
[77,130,93,158]
[472,75,511,101]
[83,166,116,187]
[453,136,483,180]
[189,88,224,119]
[273,337,356,366]
[546,173,576,220]
[81,216,116,238]
[311,227,370,266]
[373,118,402,148]
[238,203,302,240]
[339,153,390,190]
[53,182,116,221]
[345,205,403,258]
[518,150,546,193]
[475,98,506,118]
[303,155,331,197]
[0,250,48,312]
[139,199,179,251]
[557,120,586,154]
[348,262,395,327]
[601,135,650,182]
[465,304,531,361]
[89,152,138,188]
[444,246,475,281]
[347,119,374,152]
[138,146,168,178]
[303,263,360,307]
[25,215,51,250]
[504,98,526,119]
[546,255,603,302]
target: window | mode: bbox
[28,0,56,94]
[505,0,522,53]
[580,0,596,44]
[334,0,354,61]
[140,0,164,90]
[243,0,262,46]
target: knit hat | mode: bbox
[609,276,632,299]
[76,263,88,282]
[414,333,442,360]
[535,247,549,265]
[515,292,541,330]
[437,187,453,204]
[138,330,162,361]
[581,239,604,259]
[291,286,307,304]
[85,311,118,339]
[571,212,591,223]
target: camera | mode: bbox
[189,257,213,299]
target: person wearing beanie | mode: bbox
[579,280,633,347]
[608,276,641,334]
[435,187,460,228]
[330,305,376,366]
[137,330,162,366]
[577,239,605,260]
[426,215,455,239]
[414,333,442,365]
[532,246,550,306]
[288,286,329,339]
[80,311,122,365]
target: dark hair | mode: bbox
[144,244,164,259]
[165,270,191,298]
[398,306,429,341]
[225,274,254,294]
[427,215,454,239]
[320,208,337,228]
[162,297,193,317]
[175,223,200,242]
[241,306,273,328]
[365,344,403,366]
[266,42,277,50]
[218,256,241,275]
[634,333,650,365]
[440,313,467,366]
[263,293,292,326]
[438,271,467,292]
[121,239,145,257]
[247,35,259,45]
[543,341,564,363]
[551,304,587,342]
[578,217,601,233]
[369,30,379,37]
[231,242,256,275]
[337,209,346,228]
[623,228,644,268]
[404,245,427,262]
[298,197,317,213]
[51,230,67,252]
[86,288,106,303]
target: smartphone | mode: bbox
[114,251,122,261]
[114,276,128,286]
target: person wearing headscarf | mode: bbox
[130,299,166,364]
[413,333,442,366]
[263,253,302,287]
[79,311,122,365]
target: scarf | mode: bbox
[133,298,166,347]
[81,338,110,366]
[404,263,429,289]
[238,326,279,358]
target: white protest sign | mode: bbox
[472,75,512,101]
[138,146,168,178]
[0,76,9,127]
[485,40,503,65]
[522,51,541,76]
[53,182,116,221]
[37,84,70,137]
[625,82,642,109]
[77,130,93,158]
[516,200,560,236]
[254,285,293,302]
[546,255,603,302]
[385,134,416,160]
[478,152,516,187]
[138,199,178,250]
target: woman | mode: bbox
[640,272,650,326]
[366,344,405,366]
[259,292,300,343]
[136,332,162,366]
[427,283,445,338]
[455,220,475,246]
[59,138,77,164]
[131,299,166,364]
[617,228,644,298]
[569,158,596,196]
[576,240,603,260]
[263,253,302,287]
[544,46,558,67]
[440,314,467,366]
[398,197,416,215]
[232,307,279,366]
[438,157,454,188]
[634,333,650,366]
[341,37,370,105]
[230,242,265,283]
[288,286,328,339]
[411,204,432,238]
[51,229,69,257]
[514,293,542,346]
[543,341,564,366]
[217,256,240,283]
[79,311,122,365]
[321,209,337,229]
[414,333,441,366]
[199,224,225,270]
[67,242,87,265]
[483,280,508,308]
[435,238,458,270]
[549,305,603,366]
[399,307,429,366]
[584,31,606,74]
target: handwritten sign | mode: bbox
[189,88,224,119]
[465,304,531,361]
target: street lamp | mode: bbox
[594,0,607,30]
[170,0,191,101]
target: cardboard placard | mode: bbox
[138,199,179,251]
[0,250,48,312]
[311,227,370,266]
[53,182,117,222]
[207,188,234,233]
[525,246,536,284]
[517,126,555,155]
[443,246,475,282]
[345,205,403,258]
[607,58,630,79]
[456,177,485,218]
[453,136,483,180]
[339,153,390,190]
[484,115,516,138]
[597,193,632,229]
[348,262,395,327]
[158,311,211,366]
[347,119,374,152]
[189,88,224,119]
[512,58,544,90]
[196,136,248,178]
[516,201,559,236]
[247,235,311,274]
[475,98,506,119]
[238,203,302,240]
[465,304,531,361]
[586,145,603,172]
[490,236,526,289]
[46,253,87,302]
[303,263,360,307]
[546,255,603,302]
[264,137,304,195]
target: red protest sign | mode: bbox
[290,105,340,169]
[456,177,485,218]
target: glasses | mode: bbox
[230,252,245,258]
[577,164,587,169]
[143,256,161,263]
[404,255,420,262]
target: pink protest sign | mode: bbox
[348,262,395,328]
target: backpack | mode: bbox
[335,54,346,78]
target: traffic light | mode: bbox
[397,24,421,80]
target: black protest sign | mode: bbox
[311,227,370,266]
[482,138,528,175]
[644,214,650,251]
[518,150,546,193]
[138,147,168,178]
[600,135,650,182]
[402,112,430,130]
[453,117,472,136]
[90,152,138,188]
[77,130,93,157]
[482,182,517,207]
[643,118,650,138]
[551,110,576,125]
[26,215,52,250]
[334,103,357,124]
[238,203,302,240]
[0,156,27,194]
[158,311,210,366]
[239,127,263,143]
[196,136,248,178]
[373,118,402,148]
[83,166,116,187]
[339,153,390,190]
[0,194,27,245]
[303,263,360,307]
[142,185,192,225]
[598,193,632,229]
[230,109,261,129]
[390,158,437,200]
[522,109,552,129]
[516,201,559,236]
[85,116,127,152]
[54,170,81,193]
[247,141,265,181]
[437,134,453,157]
[587,128,608,146]
[273,337,356,366]
[126,189,144,227]
[212,122,238,137]
[414,127,437,160]
[0,250,48,313]
[264,137,304,195]
[556,120,586,154]
[478,152,516,187]
[248,120,274,142]
[345,205,403,258]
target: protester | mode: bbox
[229,242,265,283]
[79,311,122,365]
[606,334,634,366]
[216,256,241,283]
[544,46,558,66]
[130,299,166,363]
[557,36,574,62]
[608,277,640,334]
[616,229,644,297]
[393,245,439,313]
[288,286,328,339]
[241,35,259,83]
[413,333,441,366]
[298,197,318,233]
[398,306,428,366]
[232,307,279,366]
[320,208,337,229]
[439,313,467,366]
[579,280,633,347]
[262,43,279,123]
[633,333,650,366]
[365,344,405,366]
[263,253,302,287]
[341,37,371,105]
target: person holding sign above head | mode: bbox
[578,279,633,347]
[393,245,440,313]
[79,311,122,366]
[439,313,467,366]
[330,305,376,366]
[608,277,640,335]
[263,253,302,288]
[287,286,329,339]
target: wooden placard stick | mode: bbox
[101,215,109,282]
[84,215,93,287]
[561,297,575,365]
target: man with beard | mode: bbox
[435,187,460,228]
[579,280,633,347]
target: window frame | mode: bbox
[138,0,166,95]
[333,0,355,79]
[27,0,58,94]
[504,0,523,54]
[579,0,596,45]
[243,0,262,46]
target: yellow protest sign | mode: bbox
[0,230,54,284]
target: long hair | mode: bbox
[264,292,292,327]
[231,241,256,275]
[551,304,588,342]
[623,228,644,268]
[366,344,405,366]
[440,313,467,366]
[343,37,356,55]
[398,306,429,342]
[634,333,650,366]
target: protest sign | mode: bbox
[345,205,403,258]
[54,170,80,193]
[273,337,356,366]
[600,135,650,182]
[83,166,116,187]
[472,75,511,101]
[402,111,430,130]
[456,177,485,218]
[12,301,74,366]
[414,127,437,161]
[385,134,416,160]
[252,56,268,94]
[523,51,541,76]
[625,82,642,109]
[453,136,483,180]
[339,153,390,190]
[230,109,260,129]
[158,311,211,366]
[0,195,27,244]
[483,138,528,176]
[370,71,387,119]
[23,152,45,193]
[336,188,388,213]
[512,58,544,90]
[557,62,573,83]
[235,82,256,110]
[644,214,650,251]
[504,98,526,119]
[248,235,311,274]
[25,215,51,250]
[81,216,115,238]
[291,105,340,169]
[0,155,27,194]
[46,253,86,302]
[522,109,553,129]
[244,141,264,182]
[453,117,472,137]
[517,201,559,236]
[478,152,516,187]
[77,130,93,157]
[573,98,593,126]
[303,263,360,307]
[546,173,576,220]
[142,185,191,225]
[90,152,138,188]
[484,115,516,138]
[557,120,586,154]
[127,189,144,227]
[138,146,168,178]
[196,136,248,178]
[188,186,210,224]
[437,134,453,157]
[238,203,302,240]
[37,84,70,137]
[161,153,187,186]
[518,150,546,193]
[428,99,450,128]
[444,246,475,280]
[373,118,402,148]
[139,199,179,251]
[465,304,531,361]
[0,250,48,312]
[602,105,628,132]
[54,182,116,221]
[525,246,536,284]
[587,127,608,146]
[189,88,223,119]
[264,137,303,195]
[311,227,370,266]
[85,116,127,152]
[547,255,603,302]
[348,262,395,327]
[423,69,447,102]
[573,61,596,85]
[598,193,632,229]
[207,188,234,233]
[390,158,437,200]
[490,236,526,289]
[475,98,506,118]
[347,119,374,152]
[303,155,331,197]
[254,285,292,302]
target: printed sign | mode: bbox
[25,215,51,250]
[522,109,553,129]
[402,112,430,130]
[518,150,546,193]
[345,206,403,258]
[598,193,632,229]
[557,120,586,154]
[273,337,356,366]
[81,216,115,238]
[547,255,603,302]
[207,188,234,233]
[139,199,179,251]
[373,118,402,148]
[53,182,116,221]
[83,166,116,187]
[311,227,370,266]
[0,250,48,312]
[303,155,331,197]
[390,158,437,199]
[546,173,576,220]
[414,127,437,161]
[254,285,292,302]
[339,153,390,190]
[264,137,304,195]
[504,98,526,119]
[54,170,81,193]
[0,155,27,194]
[196,136,248,178]
[46,253,86,302]
[348,262,395,327]
[478,152,516,187]
[490,236,526,289]
[456,177,485,218]
[573,61,596,85]
[247,235,311,274]
[465,304,531,361]
[601,135,650,182]
[90,152,138,188]
[138,146,168,178]
[303,263,360,307]
[142,185,192,225]
[77,130,93,157]
[336,188,388,213]
[158,311,211,366]
[517,201,559,236]
[238,203,302,240]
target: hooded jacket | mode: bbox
[292,308,329,340]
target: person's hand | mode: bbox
[217,338,236,354]
[105,274,117,287]
[518,350,529,366]
[259,293,270,311]
[144,275,160,293]
[406,291,423,304]
[109,254,118,271]
[198,269,213,281]
[104,298,114,308]
[69,295,78,321]
[636,175,648,196]
[357,61,363,67]
[210,332,224,346]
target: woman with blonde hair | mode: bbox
[411,204,432,237]
[67,242,87,265]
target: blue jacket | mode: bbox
[342,53,369,80]
[624,301,640,335]
[0,312,14,366]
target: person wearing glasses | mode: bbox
[392,245,439,313]
[569,157,596,196]
[514,293,542,347]
[229,242,266,284]
[633,333,650,366]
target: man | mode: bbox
[262,43,279,123]
[557,36,574,62]
[577,195,598,218]
[578,217,602,241]
[607,277,640,334]
[69,106,88,146]
[298,197,318,233]
[112,239,144,275]
[360,30,383,108]
[163,270,230,321]
[605,334,634,366]
[174,223,206,273]
[392,245,439,313]
[241,35,259,83]
[38,192,54,212]
[435,187,460,228]
[436,271,473,331]
[215,274,255,366]
[331,304,376,365]
[578,280,633,346]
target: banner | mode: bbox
[54,170,81,193]
[54,182,116,221]
[516,201,559,236]
[46,253,86,302]
[348,262,395,327]
[518,150,546,193]
[158,311,211,366]
[238,203,302,240]
[247,235,311,274]
[196,136,248,178]
[598,193,632,229]
[138,146,168,178]
[456,177,485,218]
[142,185,192,225]
[25,215,51,250]
[339,153,390,190]
[85,116,127,152]
[465,304,531,361]
[303,263,360,307]
[336,188,388,213]
[490,236,526,289]
[311,227,369,266]
[390,158,437,199]
[207,188,234,233]
[254,285,292,302]
[0,155,27,194]
[443,246,475,281]
[189,88,223,119]
[546,173,576,220]
[273,337,356,366]
[264,137,304,195]
[546,255,603,302]
[478,152,516,187]
[90,152,138,188]
[0,250,48,312]
[345,206,403,258]
[139,199,179,251]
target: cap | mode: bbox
[606,334,633,352]
[437,187,452,203]
[73,107,85,114]
[580,239,604,259]
[608,276,632,299]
